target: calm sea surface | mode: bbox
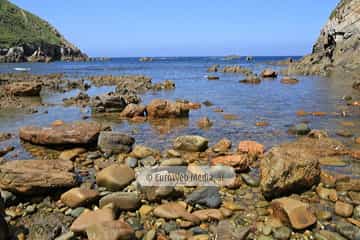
[0,56,359,174]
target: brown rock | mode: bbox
[97,132,135,154]
[210,138,232,152]
[153,202,200,224]
[335,201,353,217]
[60,188,99,208]
[261,69,278,78]
[0,159,76,195]
[19,121,102,147]
[146,99,190,118]
[70,208,115,233]
[192,209,224,221]
[130,145,159,159]
[281,77,299,84]
[271,197,316,230]
[4,82,42,96]
[316,185,338,202]
[211,154,250,172]
[120,104,146,118]
[260,140,321,199]
[59,148,86,161]
[173,135,208,152]
[99,192,140,210]
[86,219,134,240]
[238,140,264,156]
[96,164,135,191]
[197,117,213,129]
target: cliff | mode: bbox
[0,0,87,63]
[286,0,360,76]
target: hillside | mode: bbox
[286,0,360,76]
[0,0,87,62]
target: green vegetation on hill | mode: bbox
[0,0,62,48]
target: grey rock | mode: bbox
[97,131,135,154]
[186,187,222,208]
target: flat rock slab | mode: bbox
[0,160,76,195]
[271,197,316,230]
[86,219,134,240]
[19,121,102,147]
[96,164,135,191]
[153,202,200,224]
[70,208,115,234]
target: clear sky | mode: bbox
[11,0,339,57]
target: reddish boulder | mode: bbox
[120,104,146,118]
[211,154,250,172]
[238,140,264,156]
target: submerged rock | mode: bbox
[288,123,311,135]
[238,140,265,156]
[97,131,135,154]
[173,135,209,152]
[0,159,76,195]
[186,187,222,208]
[239,75,261,84]
[207,64,219,72]
[91,92,127,113]
[19,121,102,147]
[260,140,321,199]
[281,77,299,84]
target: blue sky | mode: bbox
[11,0,339,57]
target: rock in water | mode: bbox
[96,164,135,191]
[120,104,146,118]
[260,142,320,199]
[0,160,76,195]
[146,99,190,118]
[271,197,316,230]
[97,132,135,154]
[86,219,134,240]
[260,69,278,78]
[91,93,127,113]
[173,135,208,152]
[19,121,102,147]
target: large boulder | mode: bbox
[146,99,190,118]
[91,93,127,113]
[0,160,76,195]
[173,135,208,152]
[4,82,42,96]
[119,104,146,118]
[97,132,135,154]
[260,140,321,199]
[19,121,102,147]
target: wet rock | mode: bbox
[207,75,219,80]
[96,164,135,191]
[140,186,176,201]
[288,123,311,135]
[335,201,353,217]
[239,75,261,84]
[147,99,190,118]
[213,220,251,240]
[130,145,158,159]
[197,117,213,129]
[316,185,338,202]
[86,219,134,240]
[210,138,232,152]
[97,132,135,154]
[0,159,76,195]
[319,156,347,167]
[173,135,208,152]
[0,146,14,157]
[139,57,153,62]
[153,79,176,90]
[353,206,360,220]
[315,230,347,240]
[19,121,102,147]
[153,202,200,224]
[335,221,360,240]
[280,77,299,84]
[271,197,316,230]
[221,65,253,75]
[120,104,146,118]
[238,140,265,156]
[336,129,354,138]
[0,133,11,142]
[91,92,127,113]
[99,192,140,210]
[211,154,250,172]
[261,69,278,78]
[192,209,224,221]
[139,205,153,218]
[70,208,115,234]
[59,148,86,161]
[207,64,219,72]
[260,141,321,199]
[272,226,291,240]
[60,187,99,208]
[186,187,222,208]
[4,81,42,96]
